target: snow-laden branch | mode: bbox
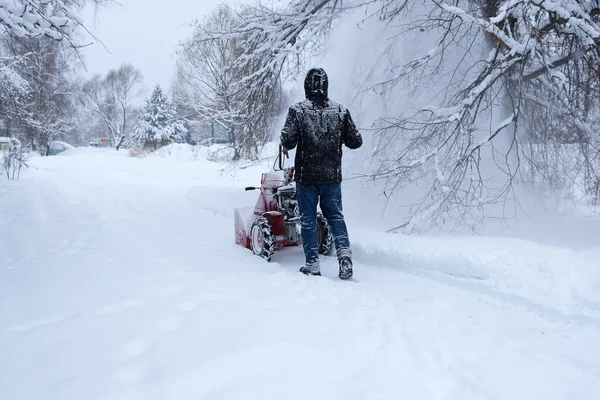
[0,0,108,48]
[368,0,600,230]
[177,0,600,229]
[0,55,29,108]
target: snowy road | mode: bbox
[1,147,599,399]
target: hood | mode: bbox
[304,68,329,101]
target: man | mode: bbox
[280,67,362,279]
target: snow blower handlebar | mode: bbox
[245,146,293,192]
[279,144,288,170]
[274,144,289,172]
[279,145,295,185]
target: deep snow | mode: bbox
[1,145,599,399]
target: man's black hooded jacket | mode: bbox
[280,68,363,186]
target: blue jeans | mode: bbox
[296,183,351,269]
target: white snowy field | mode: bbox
[1,145,600,400]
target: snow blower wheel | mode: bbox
[250,216,275,261]
[317,213,333,255]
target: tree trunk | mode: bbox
[116,134,125,151]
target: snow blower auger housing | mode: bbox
[235,145,333,261]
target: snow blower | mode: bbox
[234,145,333,261]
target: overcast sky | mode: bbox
[80,0,231,100]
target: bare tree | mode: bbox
[81,64,144,150]
[81,75,115,141]
[0,55,29,137]
[1,33,78,155]
[367,0,600,230]
[105,64,144,149]
[176,5,287,160]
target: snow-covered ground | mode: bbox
[1,145,599,399]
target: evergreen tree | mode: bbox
[133,85,187,149]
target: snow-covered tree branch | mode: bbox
[0,0,109,47]
[369,0,600,230]
[203,0,599,230]
[0,55,29,134]
[175,7,294,160]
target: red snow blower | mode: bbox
[235,145,333,261]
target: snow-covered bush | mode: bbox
[1,137,29,180]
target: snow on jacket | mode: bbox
[280,68,362,186]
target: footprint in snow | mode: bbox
[114,363,147,383]
[176,301,196,312]
[158,314,184,331]
[120,337,152,360]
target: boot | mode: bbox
[338,257,353,280]
[299,265,321,276]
